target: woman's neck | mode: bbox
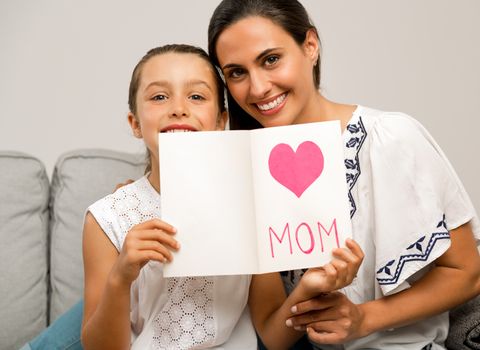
[295,93,357,132]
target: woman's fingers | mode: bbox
[114,179,135,191]
[291,292,336,315]
[286,292,364,344]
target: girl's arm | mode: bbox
[288,222,480,344]
[249,239,364,350]
[81,215,178,350]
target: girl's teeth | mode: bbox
[257,94,286,111]
[165,129,193,133]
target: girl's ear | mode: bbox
[128,113,142,138]
[303,28,320,64]
[216,110,228,131]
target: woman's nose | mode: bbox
[249,70,272,99]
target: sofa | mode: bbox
[0,149,146,350]
[0,149,479,350]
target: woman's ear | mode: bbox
[303,28,320,64]
[216,110,228,130]
[128,112,142,138]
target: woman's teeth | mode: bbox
[257,93,286,111]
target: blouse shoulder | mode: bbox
[357,106,428,147]
[87,176,159,251]
[351,106,479,295]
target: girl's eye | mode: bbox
[152,94,167,101]
[190,94,204,101]
[265,55,279,66]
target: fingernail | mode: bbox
[285,319,292,327]
[291,305,297,313]
[294,326,302,331]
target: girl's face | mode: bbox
[216,16,319,127]
[129,53,226,163]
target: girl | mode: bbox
[80,44,363,350]
[207,0,480,349]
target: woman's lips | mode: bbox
[254,93,287,115]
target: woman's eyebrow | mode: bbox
[255,47,280,62]
[222,47,280,70]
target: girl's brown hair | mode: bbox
[128,44,226,173]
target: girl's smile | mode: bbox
[160,124,198,133]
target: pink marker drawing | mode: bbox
[268,141,324,198]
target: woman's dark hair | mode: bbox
[128,44,226,173]
[208,0,321,130]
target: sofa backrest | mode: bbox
[0,149,145,350]
[49,149,146,322]
[0,151,50,349]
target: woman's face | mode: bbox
[216,16,319,127]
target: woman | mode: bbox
[207,0,480,349]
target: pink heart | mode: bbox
[268,141,324,198]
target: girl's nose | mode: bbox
[249,70,272,99]
[169,100,189,118]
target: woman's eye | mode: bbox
[265,55,279,66]
[228,68,245,79]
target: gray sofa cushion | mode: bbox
[49,149,145,322]
[0,151,49,350]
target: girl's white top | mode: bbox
[282,106,480,350]
[88,176,256,349]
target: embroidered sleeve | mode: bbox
[368,113,479,295]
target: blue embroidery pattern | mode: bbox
[344,116,367,218]
[376,215,450,286]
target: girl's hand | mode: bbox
[110,219,179,285]
[300,238,364,297]
[286,291,365,344]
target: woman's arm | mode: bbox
[288,222,480,344]
[81,215,179,350]
[250,239,364,349]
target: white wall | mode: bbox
[1,0,479,212]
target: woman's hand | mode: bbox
[300,238,364,297]
[114,179,134,191]
[286,291,366,344]
[110,219,179,286]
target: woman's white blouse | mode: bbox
[283,105,480,350]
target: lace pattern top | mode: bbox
[88,176,256,349]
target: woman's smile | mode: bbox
[255,92,288,115]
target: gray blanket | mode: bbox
[446,295,480,350]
